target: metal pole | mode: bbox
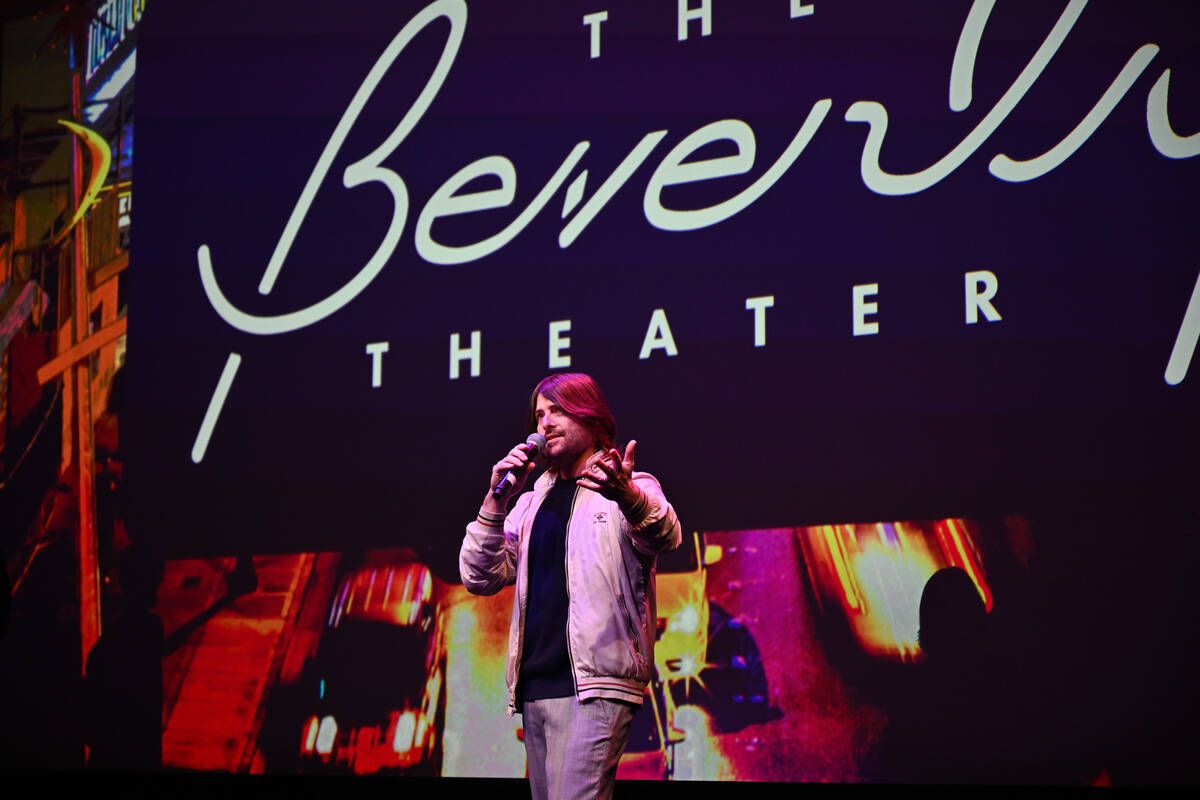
[69,40,101,679]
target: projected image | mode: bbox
[291,555,447,775]
[795,519,992,661]
[151,516,1031,782]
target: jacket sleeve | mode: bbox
[622,471,683,555]
[459,497,523,595]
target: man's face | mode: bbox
[534,393,597,475]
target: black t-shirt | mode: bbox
[517,476,578,702]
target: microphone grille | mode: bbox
[526,433,547,452]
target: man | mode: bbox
[460,373,681,799]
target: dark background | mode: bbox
[0,0,1191,785]
[129,1,1199,575]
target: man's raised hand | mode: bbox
[576,440,639,508]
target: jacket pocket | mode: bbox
[617,592,646,676]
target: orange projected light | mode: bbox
[934,518,993,612]
[797,519,993,660]
[300,555,446,774]
[332,562,434,628]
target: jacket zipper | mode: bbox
[509,493,536,716]
[617,591,646,674]
[563,481,581,697]
[510,514,527,717]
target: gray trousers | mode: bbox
[523,696,636,800]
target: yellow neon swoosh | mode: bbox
[54,119,112,243]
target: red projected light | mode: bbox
[797,519,994,660]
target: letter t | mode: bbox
[583,11,608,59]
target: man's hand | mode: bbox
[576,440,643,512]
[482,442,539,513]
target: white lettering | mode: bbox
[450,331,481,379]
[1147,69,1200,160]
[746,295,774,347]
[845,0,1087,196]
[563,170,587,218]
[677,0,711,41]
[990,44,1158,182]
[965,271,1001,324]
[949,0,993,112]
[415,144,590,265]
[192,0,468,462]
[365,341,389,386]
[191,353,241,464]
[789,0,814,19]
[852,284,879,336]
[639,309,679,359]
[583,11,608,59]
[1164,270,1200,386]
[422,156,515,220]
[644,102,831,231]
[560,131,668,246]
[549,320,572,368]
[198,0,468,334]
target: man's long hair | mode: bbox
[528,373,617,451]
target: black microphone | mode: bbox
[492,433,547,498]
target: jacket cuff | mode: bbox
[476,506,506,529]
[621,487,653,528]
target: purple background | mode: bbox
[128,0,1199,569]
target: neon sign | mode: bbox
[86,0,144,84]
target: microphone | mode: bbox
[492,433,547,498]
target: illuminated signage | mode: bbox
[187,0,1200,463]
[128,0,1200,556]
[86,0,144,84]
